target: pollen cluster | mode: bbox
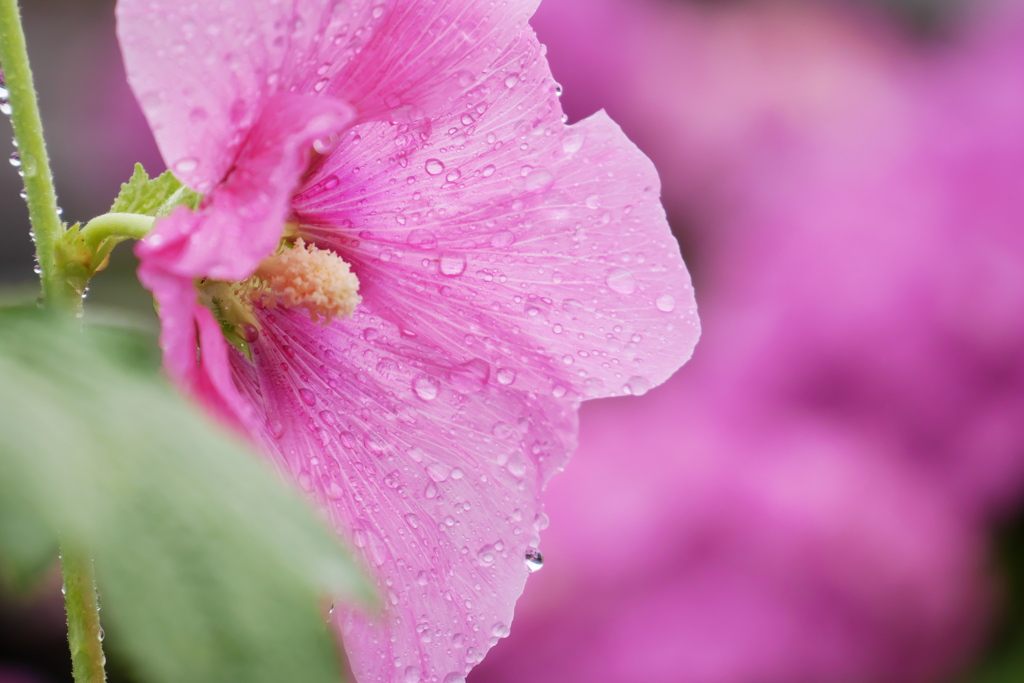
[253,238,361,322]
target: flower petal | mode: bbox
[294,28,698,403]
[138,94,355,282]
[117,0,541,189]
[231,306,575,683]
[135,227,254,430]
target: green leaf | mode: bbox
[111,163,202,217]
[0,305,373,683]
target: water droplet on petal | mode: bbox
[490,230,516,248]
[404,667,422,683]
[413,375,439,401]
[427,462,450,482]
[242,323,260,342]
[424,158,445,175]
[495,367,517,385]
[299,388,317,406]
[439,253,467,277]
[407,229,438,250]
[174,157,199,174]
[8,152,19,168]
[523,169,554,192]
[525,548,544,572]
[477,544,496,566]
[443,674,466,683]
[625,376,651,396]
[655,294,676,312]
[606,268,636,294]
[450,359,489,394]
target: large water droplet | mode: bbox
[523,169,554,193]
[424,158,445,175]
[407,229,438,250]
[426,462,450,482]
[655,294,676,312]
[450,359,489,394]
[625,376,651,396]
[495,367,517,386]
[477,544,496,566]
[174,157,199,174]
[606,268,636,294]
[8,152,19,168]
[439,253,467,276]
[525,548,544,572]
[299,388,317,406]
[413,375,439,401]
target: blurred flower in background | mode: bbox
[473,0,1024,681]
[4,0,1024,682]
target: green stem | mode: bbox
[81,212,155,252]
[61,548,107,683]
[0,0,77,312]
[1,3,107,681]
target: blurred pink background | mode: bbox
[4,0,1024,681]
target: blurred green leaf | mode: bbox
[111,163,201,217]
[0,305,373,683]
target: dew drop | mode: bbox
[481,164,496,177]
[490,230,516,248]
[450,359,489,394]
[523,169,554,192]
[439,253,467,276]
[242,323,260,343]
[424,158,445,175]
[656,294,676,312]
[477,544,496,566]
[427,462,450,482]
[404,667,422,683]
[504,73,520,88]
[8,152,19,168]
[174,157,199,174]
[625,376,651,396]
[606,268,636,294]
[443,674,466,683]
[525,548,544,572]
[413,375,439,401]
[299,388,317,406]
[407,229,438,250]
[495,367,517,386]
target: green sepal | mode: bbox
[111,163,202,218]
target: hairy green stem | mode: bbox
[61,548,107,683]
[0,0,78,312]
[1,3,107,681]
[81,212,155,251]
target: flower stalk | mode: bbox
[0,1,107,681]
[0,0,78,312]
[61,548,108,683]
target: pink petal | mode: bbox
[117,0,540,190]
[231,306,576,683]
[139,94,355,282]
[294,28,698,407]
[135,229,253,430]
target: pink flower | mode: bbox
[472,380,987,683]
[116,1,698,681]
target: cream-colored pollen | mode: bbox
[253,238,361,322]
